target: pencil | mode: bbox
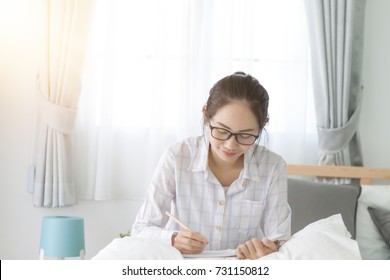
[164,211,192,231]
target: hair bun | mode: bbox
[233,71,246,76]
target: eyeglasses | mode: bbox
[209,123,259,145]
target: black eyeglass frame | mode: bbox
[209,123,259,146]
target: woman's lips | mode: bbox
[221,150,237,157]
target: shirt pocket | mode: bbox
[238,200,265,242]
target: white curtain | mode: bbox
[30,0,95,207]
[74,0,315,201]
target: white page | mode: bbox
[183,249,236,259]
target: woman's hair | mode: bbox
[203,71,269,130]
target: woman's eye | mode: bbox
[239,134,251,139]
[217,129,229,135]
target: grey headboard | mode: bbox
[288,178,362,239]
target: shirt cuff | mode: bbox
[161,230,178,245]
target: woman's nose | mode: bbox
[224,135,239,149]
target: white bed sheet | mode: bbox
[260,214,361,260]
[92,214,360,260]
[92,236,183,260]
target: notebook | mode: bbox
[183,249,236,259]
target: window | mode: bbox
[74,0,316,200]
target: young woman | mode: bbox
[131,72,291,259]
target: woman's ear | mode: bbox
[202,104,209,123]
[202,104,207,114]
[259,117,269,130]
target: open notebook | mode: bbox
[183,249,236,259]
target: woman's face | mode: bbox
[208,100,259,164]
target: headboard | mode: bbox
[286,164,390,239]
[287,164,390,185]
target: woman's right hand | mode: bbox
[172,230,208,254]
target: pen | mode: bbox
[164,211,192,231]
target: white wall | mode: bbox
[360,0,390,168]
[1,0,389,259]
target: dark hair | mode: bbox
[203,71,269,130]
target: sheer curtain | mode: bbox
[31,0,95,207]
[74,0,315,201]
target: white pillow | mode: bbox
[356,185,390,260]
[260,214,361,260]
[92,237,184,260]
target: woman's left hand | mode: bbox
[236,238,278,260]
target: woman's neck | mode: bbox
[209,151,244,170]
[208,147,244,186]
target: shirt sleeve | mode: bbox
[262,158,291,242]
[131,148,178,245]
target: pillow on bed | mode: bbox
[367,206,390,249]
[356,185,390,260]
[259,214,361,260]
[287,178,361,238]
[92,236,184,260]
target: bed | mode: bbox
[92,164,390,260]
[285,164,390,260]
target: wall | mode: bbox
[360,0,390,168]
[1,0,389,259]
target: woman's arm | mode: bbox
[131,149,177,244]
[262,159,291,242]
[236,158,291,259]
[131,147,208,253]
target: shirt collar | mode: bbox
[242,145,262,183]
[188,135,209,172]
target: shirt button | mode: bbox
[218,200,225,206]
[216,226,222,231]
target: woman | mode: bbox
[131,72,291,259]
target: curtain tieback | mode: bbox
[317,101,362,154]
[39,95,77,135]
